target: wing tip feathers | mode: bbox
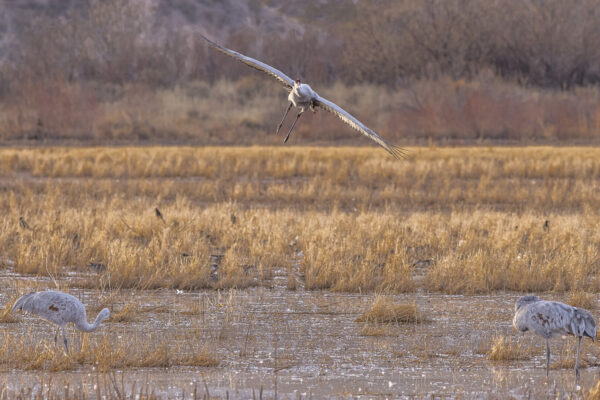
[388,145,409,160]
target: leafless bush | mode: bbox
[2,0,600,142]
[343,0,600,88]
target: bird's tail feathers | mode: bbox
[573,308,597,340]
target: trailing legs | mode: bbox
[276,103,293,134]
[283,109,304,144]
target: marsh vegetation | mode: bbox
[1,146,599,293]
[1,146,600,397]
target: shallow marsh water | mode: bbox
[1,270,599,399]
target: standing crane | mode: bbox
[512,295,596,384]
[11,290,110,353]
[200,34,406,160]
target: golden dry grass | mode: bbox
[587,380,600,400]
[355,296,423,324]
[0,330,219,372]
[0,297,19,323]
[568,291,596,310]
[1,146,600,294]
[487,336,533,362]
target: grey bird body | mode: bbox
[288,82,317,108]
[11,290,110,352]
[513,295,596,383]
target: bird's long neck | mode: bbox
[75,311,104,332]
[293,82,303,93]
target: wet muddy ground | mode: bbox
[1,268,599,399]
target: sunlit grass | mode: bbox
[0,330,219,372]
[355,296,423,324]
[1,146,600,294]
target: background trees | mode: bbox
[1,0,600,143]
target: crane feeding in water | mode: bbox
[11,290,110,353]
[512,295,596,384]
[200,34,406,159]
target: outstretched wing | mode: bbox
[200,34,294,89]
[315,96,407,160]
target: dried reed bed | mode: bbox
[569,291,597,310]
[1,146,599,294]
[0,329,219,372]
[2,146,600,212]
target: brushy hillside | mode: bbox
[2,0,600,144]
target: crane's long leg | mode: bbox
[575,336,582,384]
[54,326,60,345]
[62,325,68,353]
[546,338,550,378]
[283,109,304,144]
[276,103,293,134]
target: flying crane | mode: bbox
[200,34,406,159]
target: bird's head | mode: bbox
[97,308,110,322]
[294,79,301,85]
[515,295,540,311]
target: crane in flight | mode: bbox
[513,295,596,384]
[200,34,406,159]
[11,290,110,353]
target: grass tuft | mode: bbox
[487,336,532,361]
[0,298,20,323]
[355,296,423,324]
